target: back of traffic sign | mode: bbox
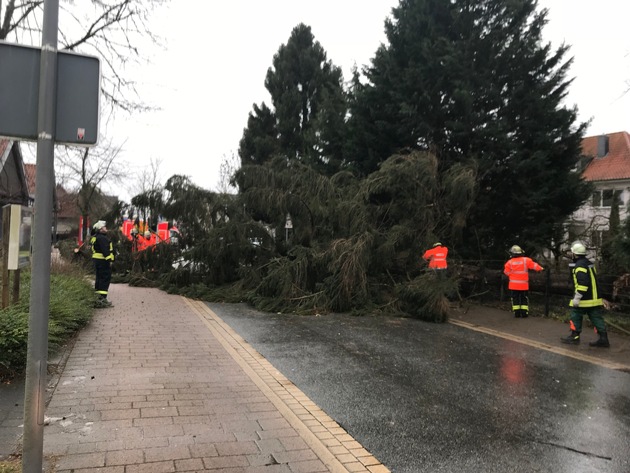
[0,41,100,145]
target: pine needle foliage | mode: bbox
[118,152,474,322]
[229,150,475,319]
[396,273,456,323]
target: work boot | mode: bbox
[589,332,610,348]
[94,298,113,309]
[94,299,107,309]
[561,331,580,345]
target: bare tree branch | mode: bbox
[1,0,167,114]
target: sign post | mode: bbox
[20,2,59,471]
[0,2,100,472]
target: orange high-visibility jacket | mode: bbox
[423,245,448,269]
[137,234,156,252]
[503,256,543,290]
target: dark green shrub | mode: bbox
[0,269,93,380]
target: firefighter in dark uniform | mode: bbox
[91,220,114,308]
[561,242,610,347]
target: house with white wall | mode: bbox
[568,131,630,247]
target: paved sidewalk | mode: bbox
[41,284,388,473]
[450,303,630,372]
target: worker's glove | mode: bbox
[571,293,583,307]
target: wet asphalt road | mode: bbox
[206,302,630,473]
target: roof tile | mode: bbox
[581,131,630,181]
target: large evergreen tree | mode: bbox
[346,0,591,255]
[238,23,347,176]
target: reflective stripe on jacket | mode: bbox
[503,256,542,290]
[91,233,114,261]
[423,246,448,269]
[570,257,603,308]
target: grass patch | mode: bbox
[0,454,58,473]
[0,261,93,381]
[0,459,21,473]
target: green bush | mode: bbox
[0,267,93,380]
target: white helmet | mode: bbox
[570,241,587,255]
[93,220,106,231]
[509,245,523,255]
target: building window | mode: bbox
[592,189,622,208]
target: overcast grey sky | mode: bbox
[111,0,630,200]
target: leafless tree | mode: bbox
[0,0,167,115]
[56,138,127,239]
[2,0,168,214]
[135,156,163,194]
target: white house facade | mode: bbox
[568,131,630,247]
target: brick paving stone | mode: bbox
[279,437,309,451]
[273,449,318,464]
[188,443,219,458]
[144,445,191,462]
[287,459,329,473]
[59,467,125,473]
[366,466,390,473]
[105,448,144,465]
[126,460,175,473]
[235,431,262,442]
[202,454,250,470]
[257,428,299,440]
[214,440,260,456]
[255,438,285,453]
[142,424,185,438]
[174,457,205,471]
[344,462,370,473]
[246,465,292,473]
[54,451,105,470]
[168,435,196,447]
[246,453,280,467]
[133,416,174,427]
[100,408,140,421]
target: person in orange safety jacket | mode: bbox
[423,242,448,274]
[503,245,544,318]
[137,231,156,252]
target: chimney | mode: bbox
[597,135,609,158]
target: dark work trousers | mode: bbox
[569,306,607,334]
[94,259,112,299]
[510,289,529,317]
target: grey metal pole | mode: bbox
[22,0,59,471]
